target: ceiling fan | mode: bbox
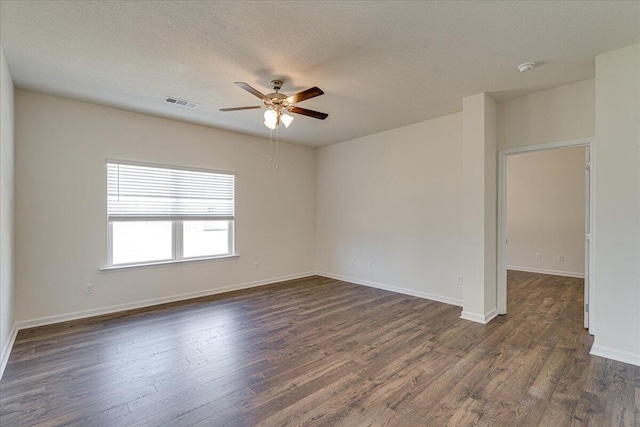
[220,80,328,129]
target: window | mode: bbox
[107,161,235,267]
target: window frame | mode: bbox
[104,160,236,270]
[106,219,235,268]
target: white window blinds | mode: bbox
[107,162,234,221]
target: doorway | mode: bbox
[497,138,593,333]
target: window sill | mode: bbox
[100,254,239,272]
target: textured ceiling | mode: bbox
[1,1,639,147]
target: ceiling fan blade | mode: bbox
[288,106,328,120]
[234,82,269,101]
[286,87,324,104]
[219,106,262,112]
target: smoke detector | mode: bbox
[517,62,536,73]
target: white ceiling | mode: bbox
[1,1,639,147]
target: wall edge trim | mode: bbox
[13,272,315,331]
[484,308,499,323]
[460,308,499,324]
[590,343,640,367]
[0,323,19,380]
[315,271,463,307]
[460,311,485,323]
[507,266,585,278]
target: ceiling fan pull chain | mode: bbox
[270,129,274,162]
[275,127,280,170]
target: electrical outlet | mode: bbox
[84,284,93,295]
[535,253,541,260]
[456,276,463,286]
[558,255,564,262]
[367,262,371,270]
[350,259,355,267]
[254,262,260,270]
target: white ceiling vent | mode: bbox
[165,96,200,109]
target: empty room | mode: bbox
[1,1,639,426]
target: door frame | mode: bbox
[497,137,595,334]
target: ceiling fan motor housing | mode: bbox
[265,93,288,111]
[270,80,284,91]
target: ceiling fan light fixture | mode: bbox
[264,109,278,129]
[281,113,294,128]
[264,109,277,121]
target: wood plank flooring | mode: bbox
[1,271,638,426]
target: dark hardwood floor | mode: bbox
[1,271,638,426]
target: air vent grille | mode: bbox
[165,96,199,109]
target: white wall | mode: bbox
[0,46,16,376]
[592,44,640,365]
[498,79,595,149]
[461,93,498,323]
[316,112,464,306]
[14,90,316,323]
[507,147,586,277]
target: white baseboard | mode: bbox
[460,308,499,324]
[0,323,19,380]
[484,308,499,323]
[507,265,584,279]
[460,311,485,323]
[316,271,463,307]
[590,343,640,367]
[14,272,315,331]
